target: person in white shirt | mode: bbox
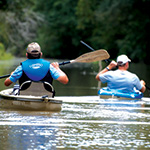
[96,54,146,93]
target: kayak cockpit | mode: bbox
[98,87,143,100]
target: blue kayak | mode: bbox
[98,87,143,99]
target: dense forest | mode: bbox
[0,0,150,64]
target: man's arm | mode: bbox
[140,80,146,93]
[4,66,23,87]
[96,60,117,81]
[4,77,13,86]
[51,62,69,84]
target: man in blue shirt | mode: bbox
[96,54,146,93]
[4,42,69,88]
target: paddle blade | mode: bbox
[74,49,110,63]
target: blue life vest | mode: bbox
[21,59,50,81]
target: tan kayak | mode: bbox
[0,88,62,111]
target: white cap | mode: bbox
[117,54,131,65]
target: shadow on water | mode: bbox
[0,58,150,149]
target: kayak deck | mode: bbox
[0,89,150,111]
[98,87,143,100]
[0,88,62,111]
[99,95,142,100]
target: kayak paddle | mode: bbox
[59,49,110,65]
[80,40,150,92]
[80,40,111,63]
[0,74,10,79]
[0,50,110,79]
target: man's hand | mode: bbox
[107,60,117,70]
[51,62,59,69]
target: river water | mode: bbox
[0,58,150,150]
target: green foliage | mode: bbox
[0,0,7,10]
[0,43,13,60]
[91,0,150,63]
[35,0,82,59]
[0,0,150,64]
[76,0,98,30]
[0,0,43,56]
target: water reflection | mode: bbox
[0,98,150,149]
[0,125,59,149]
[0,110,61,150]
[1,58,150,149]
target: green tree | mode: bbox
[0,42,13,60]
[0,0,43,56]
[91,0,150,63]
[1,0,150,64]
[35,0,83,59]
